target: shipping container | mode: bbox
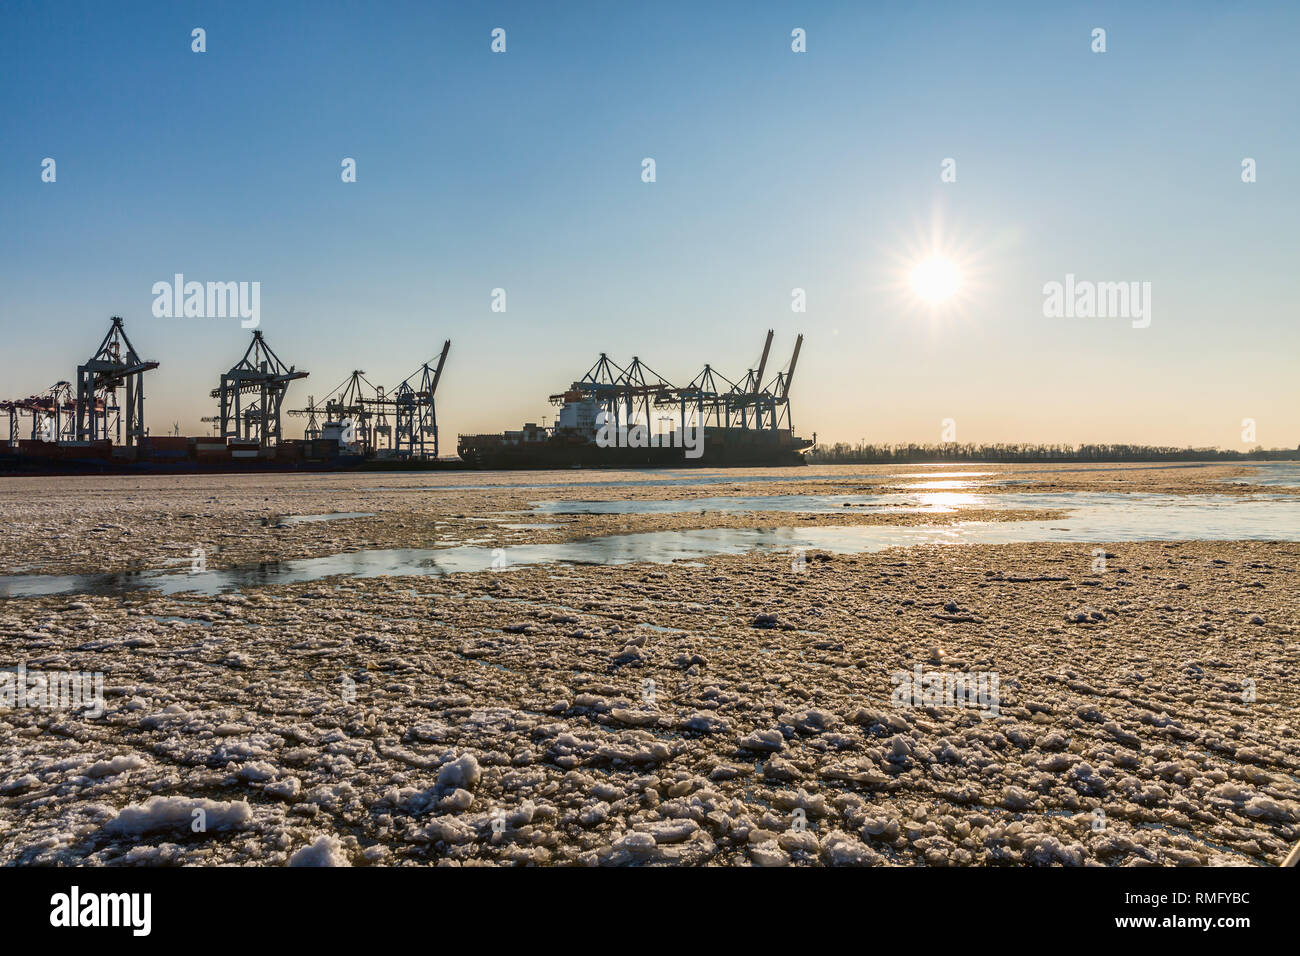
[146,436,191,450]
[17,440,57,458]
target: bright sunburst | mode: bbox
[909,257,961,304]
[874,205,1001,324]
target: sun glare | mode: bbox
[876,207,996,323]
[909,257,961,304]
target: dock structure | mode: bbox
[293,395,323,441]
[288,340,451,459]
[2,318,159,449]
[393,340,450,459]
[1,315,454,466]
[549,329,805,436]
[0,318,160,451]
[75,317,159,446]
[1,381,76,446]
[306,369,378,453]
[208,331,308,444]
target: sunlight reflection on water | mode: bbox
[4,490,1299,597]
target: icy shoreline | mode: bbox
[2,537,1297,866]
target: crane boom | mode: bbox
[428,339,450,396]
[781,334,803,399]
[753,329,774,393]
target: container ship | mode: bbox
[457,332,813,469]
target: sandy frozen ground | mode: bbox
[1,464,1298,866]
[0,461,1284,575]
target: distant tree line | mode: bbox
[807,442,1300,464]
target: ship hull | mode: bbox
[0,449,456,476]
[457,430,813,470]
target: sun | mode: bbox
[873,205,1004,326]
[909,256,961,304]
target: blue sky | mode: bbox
[2,0,1297,447]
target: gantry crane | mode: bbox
[207,331,308,444]
[723,330,802,431]
[287,340,451,457]
[550,352,677,433]
[291,395,323,440]
[75,317,159,445]
[393,339,450,458]
[1,381,76,446]
[552,331,804,436]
